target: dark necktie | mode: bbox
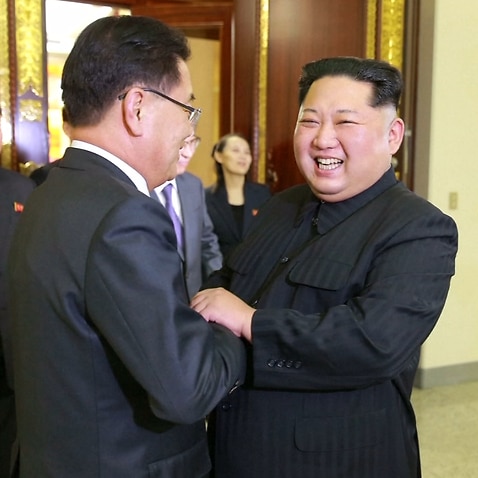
[162,183,184,252]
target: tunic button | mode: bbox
[294,361,302,369]
[267,359,276,368]
[221,401,232,411]
[280,256,289,264]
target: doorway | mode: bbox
[45,0,220,186]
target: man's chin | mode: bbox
[176,161,189,175]
[167,164,178,180]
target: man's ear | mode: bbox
[121,88,146,137]
[388,117,405,155]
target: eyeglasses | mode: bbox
[118,87,202,125]
[182,135,201,149]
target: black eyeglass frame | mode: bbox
[117,87,202,124]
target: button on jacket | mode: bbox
[206,168,458,478]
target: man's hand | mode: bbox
[191,288,254,342]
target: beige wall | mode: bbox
[46,9,220,186]
[186,37,220,188]
[416,0,478,372]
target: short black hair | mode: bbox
[61,15,190,127]
[298,57,402,109]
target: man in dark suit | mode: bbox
[153,134,222,299]
[0,106,35,478]
[7,16,244,478]
[191,57,458,477]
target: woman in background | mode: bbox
[206,133,271,259]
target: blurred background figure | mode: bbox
[0,105,34,478]
[206,133,271,259]
[153,133,222,299]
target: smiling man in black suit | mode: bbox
[192,57,458,478]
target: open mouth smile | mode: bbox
[315,157,343,170]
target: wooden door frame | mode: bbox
[2,0,415,190]
[131,3,234,138]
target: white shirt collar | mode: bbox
[70,140,150,197]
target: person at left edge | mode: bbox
[154,133,223,300]
[0,105,34,478]
[7,15,245,478]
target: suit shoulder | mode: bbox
[179,171,202,185]
[253,184,310,220]
[271,183,310,203]
[0,167,34,186]
[205,183,224,198]
[248,182,269,190]
[248,182,270,192]
[246,181,272,200]
[29,160,61,186]
[364,183,458,240]
[0,167,35,194]
[177,172,204,193]
[383,182,453,220]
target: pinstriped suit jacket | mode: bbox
[207,168,458,478]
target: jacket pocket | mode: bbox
[288,257,353,291]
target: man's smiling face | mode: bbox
[293,75,404,202]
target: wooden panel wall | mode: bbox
[131,1,234,138]
[131,0,368,191]
[7,0,371,189]
[264,0,367,191]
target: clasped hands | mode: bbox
[191,288,254,342]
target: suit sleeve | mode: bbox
[84,196,245,424]
[199,186,223,278]
[250,207,458,391]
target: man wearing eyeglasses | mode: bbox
[7,16,245,478]
[153,134,222,300]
